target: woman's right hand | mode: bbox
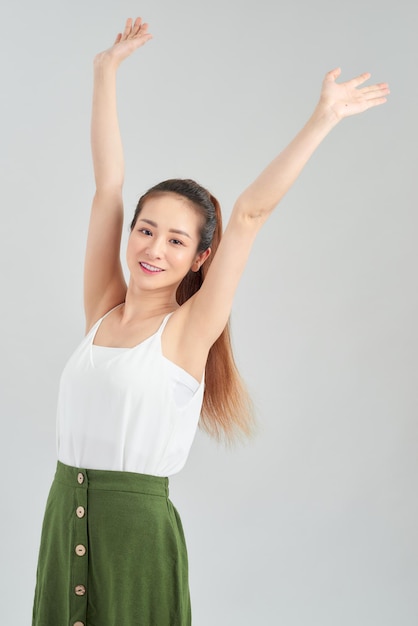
[95,17,153,67]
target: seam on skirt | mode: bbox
[53,478,167,497]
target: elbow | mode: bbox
[94,178,124,195]
[233,196,272,222]
[92,187,124,210]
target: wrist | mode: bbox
[93,50,120,73]
[309,101,342,131]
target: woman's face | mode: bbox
[126,192,210,292]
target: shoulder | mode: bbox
[85,301,125,335]
[160,299,209,382]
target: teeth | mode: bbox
[141,262,162,272]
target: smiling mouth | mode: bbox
[140,262,164,273]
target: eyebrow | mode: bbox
[138,218,192,239]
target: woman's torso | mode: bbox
[57,305,204,476]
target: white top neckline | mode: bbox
[88,307,201,385]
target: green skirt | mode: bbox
[32,461,191,626]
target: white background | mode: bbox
[1,0,417,624]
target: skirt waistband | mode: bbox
[54,461,169,497]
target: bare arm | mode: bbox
[84,18,153,331]
[235,68,389,220]
[177,68,389,373]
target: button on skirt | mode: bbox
[32,461,191,626]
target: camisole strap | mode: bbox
[156,312,174,337]
[93,302,125,328]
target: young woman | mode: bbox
[32,17,389,626]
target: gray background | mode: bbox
[1,0,417,624]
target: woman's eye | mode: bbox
[139,228,152,236]
[170,239,183,246]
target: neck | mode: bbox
[121,280,179,323]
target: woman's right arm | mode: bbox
[84,18,152,331]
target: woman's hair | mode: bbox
[130,178,255,442]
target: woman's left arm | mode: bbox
[176,69,389,368]
[234,68,389,221]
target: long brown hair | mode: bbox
[131,179,255,442]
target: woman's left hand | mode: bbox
[318,67,390,120]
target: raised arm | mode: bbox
[234,68,389,219]
[84,18,152,331]
[179,69,389,368]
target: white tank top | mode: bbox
[56,305,205,476]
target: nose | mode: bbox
[145,236,165,260]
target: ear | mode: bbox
[191,247,211,272]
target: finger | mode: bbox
[132,17,143,35]
[113,33,122,45]
[366,96,388,108]
[142,33,153,43]
[362,86,390,100]
[358,84,377,94]
[359,83,389,94]
[140,24,152,38]
[348,72,371,88]
[365,89,390,102]
[122,18,133,39]
[324,67,341,82]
